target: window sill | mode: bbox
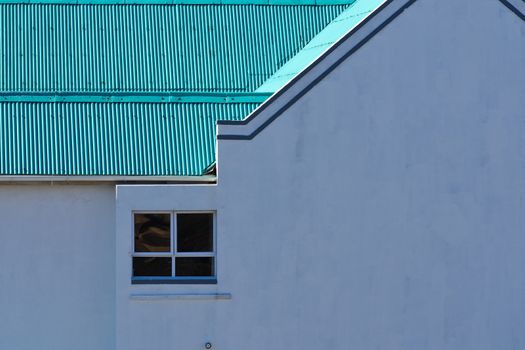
[132,277,217,285]
[129,292,232,301]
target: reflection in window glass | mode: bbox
[176,257,214,277]
[133,257,172,277]
[134,213,171,252]
[177,213,213,252]
[132,212,216,282]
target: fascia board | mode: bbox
[0,175,216,184]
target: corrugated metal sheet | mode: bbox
[0,101,259,176]
[0,2,358,177]
[0,3,348,93]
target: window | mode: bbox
[132,212,216,284]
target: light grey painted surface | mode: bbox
[117,0,525,349]
[116,185,228,350]
[0,185,116,350]
[1,0,523,349]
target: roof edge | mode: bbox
[0,175,216,184]
[217,0,417,140]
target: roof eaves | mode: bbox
[0,175,217,184]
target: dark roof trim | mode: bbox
[498,0,525,21]
[217,0,417,140]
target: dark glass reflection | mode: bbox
[133,257,172,277]
[175,257,214,277]
[134,213,171,252]
[177,213,213,252]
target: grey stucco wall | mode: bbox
[117,0,525,349]
[218,0,525,348]
[0,185,116,350]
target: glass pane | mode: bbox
[177,213,213,252]
[133,257,172,277]
[175,257,214,277]
[134,213,171,252]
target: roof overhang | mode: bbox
[0,175,216,185]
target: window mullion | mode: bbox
[214,212,217,277]
[172,212,176,277]
[132,213,135,254]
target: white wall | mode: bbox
[0,185,116,350]
[117,0,525,349]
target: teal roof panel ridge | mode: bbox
[0,3,349,94]
[256,0,386,92]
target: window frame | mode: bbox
[131,210,217,285]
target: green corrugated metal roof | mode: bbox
[0,0,376,177]
[0,3,348,93]
[0,101,259,176]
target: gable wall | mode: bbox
[116,0,525,349]
[217,0,525,348]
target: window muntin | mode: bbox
[132,212,216,283]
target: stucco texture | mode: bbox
[117,0,525,349]
[0,185,115,350]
